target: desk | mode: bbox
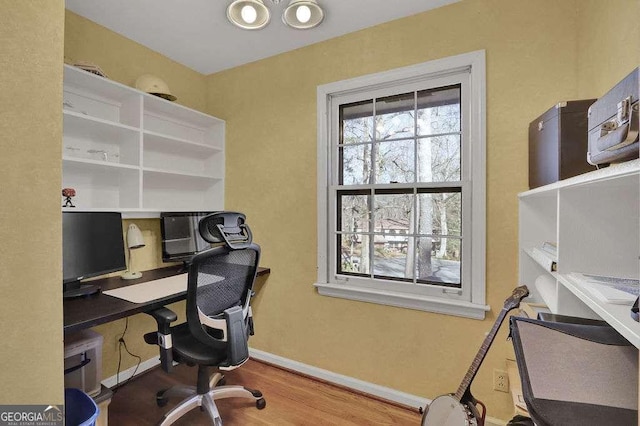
[64,265,270,334]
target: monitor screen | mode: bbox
[160,212,216,262]
[63,212,126,285]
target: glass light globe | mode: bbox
[241,5,258,24]
[295,5,311,23]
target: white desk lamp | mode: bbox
[122,223,145,280]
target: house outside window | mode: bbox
[316,51,488,319]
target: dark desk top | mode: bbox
[64,265,270,334]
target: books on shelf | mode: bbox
[567,273,639,305]
[530,247,557,272]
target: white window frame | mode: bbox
[315,50,488,319]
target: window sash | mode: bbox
[329,72,472,301]
[316,50,486,317]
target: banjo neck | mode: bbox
[453,306,509,402]
[421,286,528,426]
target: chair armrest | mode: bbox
[145,308,178,373]
[224,306,249,367]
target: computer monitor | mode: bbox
[63,212,126,298]
[160,212,216,264]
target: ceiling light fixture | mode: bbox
[227,0,271,30]
[282,0,324,29]
[227,0,324,30]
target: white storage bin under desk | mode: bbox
[64,330,103,397]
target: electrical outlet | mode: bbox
[493,369,509,393]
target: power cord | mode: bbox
[114,317,142,392]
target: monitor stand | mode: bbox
[63,282,100,299]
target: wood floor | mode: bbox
[109,359,422,425]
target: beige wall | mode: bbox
[45,0,637,421]
[576,0,640,98]
[206,0,583,418]
[0,1,65,404]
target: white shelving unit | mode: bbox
[518,159,640,347]
[62,65,225,217]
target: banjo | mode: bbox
[421,285,529,426]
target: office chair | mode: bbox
[144,211,265,426]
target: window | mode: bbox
[316,51,487,319]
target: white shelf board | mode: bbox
[64,64,138,103]
[519,159,640,198]
[559,273,640,348]
[143,93,224,128]
[64,110,140,136]
[143,130,222,155]
[523,248,558,277]
[143,167,222,181]
[63,156,140,171]
[64,109,139,131]
[62,207,160,219]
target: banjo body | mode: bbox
[421,395,479,426]
[421,286,530,426]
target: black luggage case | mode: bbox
[587,67,639,165]
[510,316,638,426]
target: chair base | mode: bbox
[157,374,265,426]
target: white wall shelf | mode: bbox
[142,167,221,180]
[62,65,225,215]
[559,274,640,348]
[143,130,223,154]
[519,159,640,347]
[63,157,140,170]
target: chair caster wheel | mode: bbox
[156,390,169,407]
[256,398,266,410]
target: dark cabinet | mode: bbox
[528,99,596,189]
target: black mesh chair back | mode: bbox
[186,245,259,365]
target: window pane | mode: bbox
[375,140,415,183]
[417,192,461,236]
[416,236,461,286]
[374,193,413,235]
[339,193,369,233]
[373,236,413,280]
[417,135,461,182]
[341,100,374,144]
[341,144,373,185]
[417,86,460,136]
[375,93,415,140]
[339,233,370,274]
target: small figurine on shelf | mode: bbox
[62,188,76,208]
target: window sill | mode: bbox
[314,282,490,320]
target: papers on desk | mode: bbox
[567,273,639,305]
[103,274,188,303]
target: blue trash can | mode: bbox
[64,388,99,426]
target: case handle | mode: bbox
[596,97,639,152]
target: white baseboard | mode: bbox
[250,349,507,426]
[102,357,159,389]
[101,349,508,426]
[249,348,428,409]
